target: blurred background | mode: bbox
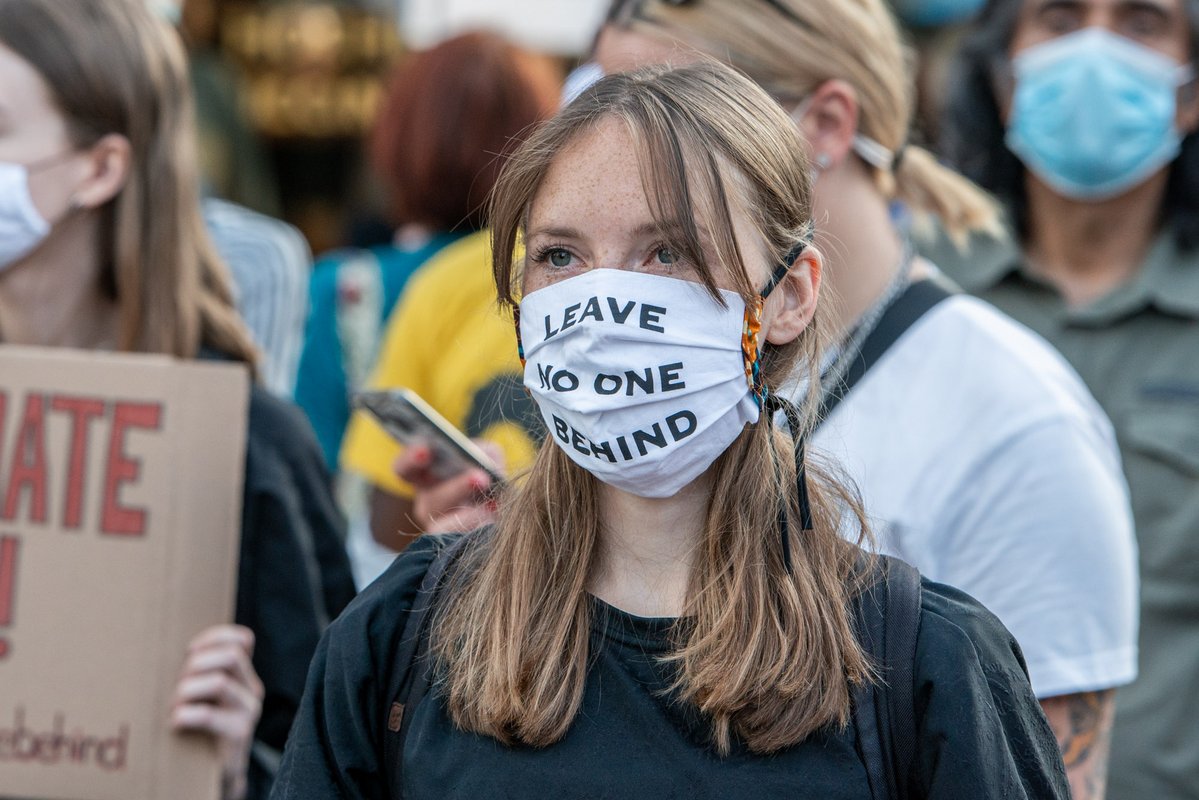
[179,0,979,255]
[180,0,608,253]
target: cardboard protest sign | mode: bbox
[0,345,249,800]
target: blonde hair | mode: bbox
[632,0,1000,242]
[0,0,257,363]
[434,62,874,756]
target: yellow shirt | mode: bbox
[339,231,539,495]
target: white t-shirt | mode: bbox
[799,291,1139,698]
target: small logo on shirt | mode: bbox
[388,702,405,733]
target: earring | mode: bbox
[67,195,85,212]
[814,153,832,171]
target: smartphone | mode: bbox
[353,388,503,484]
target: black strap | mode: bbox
[762,394,815,574]
[818,279,953,427]
[384,533,474,799]
[851,556,922,800]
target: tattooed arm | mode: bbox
[1040,690,1116,800]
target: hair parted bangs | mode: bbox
[438,61,874,757]
[492,60,815,312]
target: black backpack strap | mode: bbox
[852,555,923,800]
[383,533,474,799]
[818,279,953,425]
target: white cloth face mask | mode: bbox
[518,268,765,499]
[0,161,53,273]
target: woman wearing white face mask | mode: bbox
[399,2,1139,795]
[271,62,1069,800]
[0,155,77,270]
[0,1,357,797]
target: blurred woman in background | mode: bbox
[0,0,355,796]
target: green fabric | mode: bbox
[922,224,1199,800]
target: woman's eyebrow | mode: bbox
[631,220,712,239]
[525,225,586,241]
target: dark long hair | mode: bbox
[939,0,1199,250]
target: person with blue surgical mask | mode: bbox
[932,1,1199,798]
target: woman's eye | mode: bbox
[548,249,573,268]
[655,247,677,266]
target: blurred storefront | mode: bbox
[182,0,401,252]
[180,0,604,254]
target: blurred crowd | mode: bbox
[2,0,1198,798]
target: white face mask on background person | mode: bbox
[0,161,53,273]
[517,264,788,499]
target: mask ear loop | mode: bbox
[764,394,815,575]
[513,306,527,368]
[751,237,816,574]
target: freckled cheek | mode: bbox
[519,262,570,295]
[521,271,546,295]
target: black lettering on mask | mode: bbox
[666,410,697,440]
[639,304,666,333]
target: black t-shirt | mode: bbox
[271,535,1068,800]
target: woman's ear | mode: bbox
[72,134,132,210]
[764,246,822,345]
[793,79,859,172]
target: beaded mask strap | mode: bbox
[513,305,526,368]
[742,237,810,407]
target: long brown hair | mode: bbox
[0,0,257,363]
[631,0,1000,243]
[434,62,874,756]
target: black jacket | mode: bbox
[238,385,356,797]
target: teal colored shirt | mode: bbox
[295,233,468,470]
[926,226,1199,800]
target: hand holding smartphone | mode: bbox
[353,388,504,484]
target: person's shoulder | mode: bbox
[908,576,1072,798]
[202,197,309,259]
[401,230,494,298]
[915,577,1029,680]
[905,286,1103,426]
[914,290,1064,378]
[243,384,329,485]
[247,384,318,449]
[327,532,464,646]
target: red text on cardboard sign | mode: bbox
[0,392,164,535]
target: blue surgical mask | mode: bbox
[1006,27,1195,201]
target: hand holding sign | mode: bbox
[171,625,263,800]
